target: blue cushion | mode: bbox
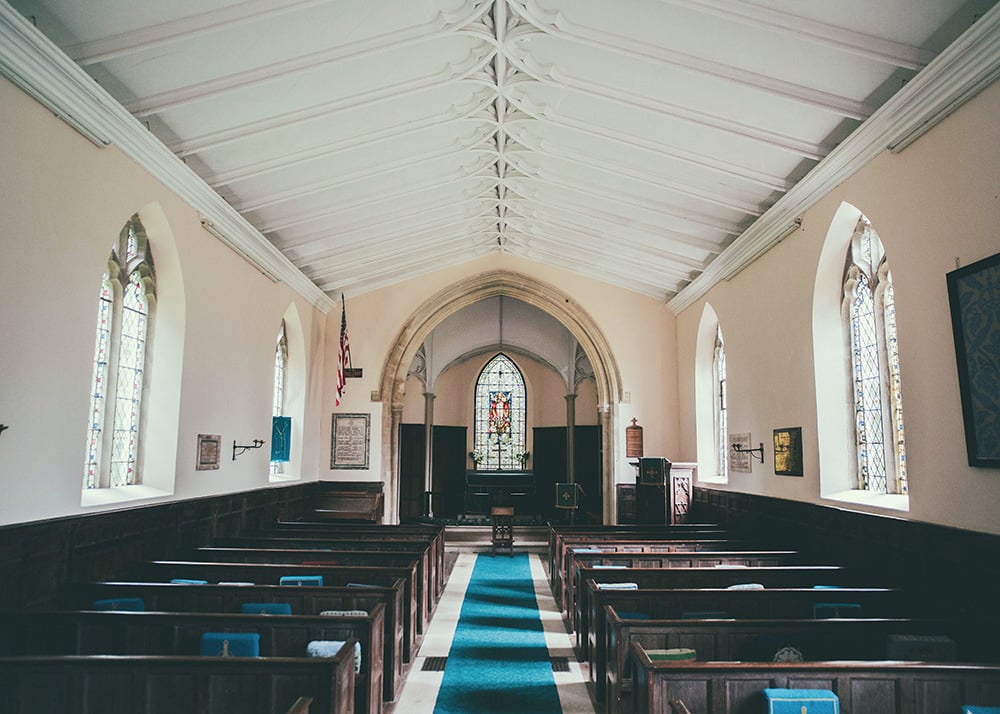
[240,602,292,615]
[813,602,861,618]
[280,575,323,587]
[617,612,651,620]
[93,597,144,611]
[170,578,208,584]
[199,632,260,657]
[963,708,1000,714]
[347,582,380,588]
[764,688,839,713]
[307,640,362,673]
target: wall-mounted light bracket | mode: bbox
[733,442,765,463]
[233,439,265,461]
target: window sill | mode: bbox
[698,475,728,485]
[81,484,172,508]
[824,489,909,512]
[269,473,300,484]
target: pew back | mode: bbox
[0,651,355,714]
[628,644,1000,714]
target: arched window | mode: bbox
[84,216,155,489]
[473,353,527,470]
[843,217,907,494]
[270,321,288,477]
[713,325,728,481]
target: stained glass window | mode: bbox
[84,274,114,489]
[83,218,155,489]
[473,354,527,470]
[271,322,288,476]
[844,217,906,494]
[714,326,728,481]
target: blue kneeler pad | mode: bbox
[764,688,839,713]
[240,602,292,615]
[963,708,1000,714]
[93,597,144,611]
[199,632,261,657]
[280,575,323,586]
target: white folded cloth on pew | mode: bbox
[597,582,638,590]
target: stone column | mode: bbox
[423,392,435,517]
[565,393,577,483]
[389,402,404,524]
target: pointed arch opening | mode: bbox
[377,270,622,523]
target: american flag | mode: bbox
[335,295,350,406]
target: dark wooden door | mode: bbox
[532,427,566,521]
[398,423,426,521]
[432,426,467,519]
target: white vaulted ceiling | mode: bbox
[3,0,999,311]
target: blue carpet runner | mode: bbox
[434,553,562,714]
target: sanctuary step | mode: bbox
[445,525,548,553]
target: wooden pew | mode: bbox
[126,560,419,666]
[547,523,724,578]
[193,546,433,635]
[606,612,987,714]
[565,550,801,632]
[576,565,870,659]
[260,524,446,598]
[0,649,355,714]
[215,535,442,603]
[551,530,735,604]
[0,609,383,714]
[309,486,384,524]
[67,581,406,702]
[628,642,1000,714]
[585,585,901,701]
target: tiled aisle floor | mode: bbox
[390,552,597,714]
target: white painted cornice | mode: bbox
[668,3,1000,314]
[0,2,335,313]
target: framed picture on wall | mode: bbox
[196,434,221,471]
[773,427,803,476]
[947,250,1000,467]
[331,413,370,469]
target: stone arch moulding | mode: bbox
[376,270,624,524]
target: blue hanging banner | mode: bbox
[271,416,291,462]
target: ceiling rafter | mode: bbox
[505,124,765,215]
[505,42,828,160]
[171,71,497,157]
[295,215,501,269]
[502,195,722,258]
[209,101,497,187]
[507,0,874,119]
[504,212,709,277]
[660,0,936,70]
[262,174,500,236]
[503,169,745,236]
[285,198,501,262]
[505,92,789,192]
[125,3,496,117]
[65,0,333,65]
[232,141,499,213]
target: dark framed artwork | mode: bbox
[946,250,1000,467]
[331,413,370,469]
[773,427,803,476]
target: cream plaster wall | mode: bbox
[0,78,327,526]
[675,79,1000,535]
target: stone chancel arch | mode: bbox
[377,270,623,523]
